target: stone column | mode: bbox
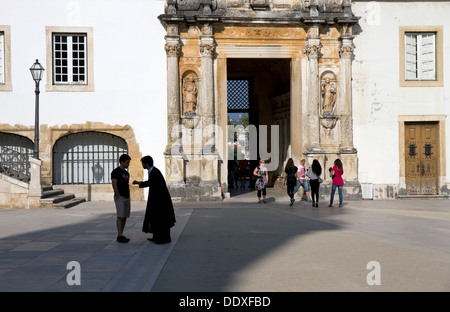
[304,24,323,153]
[165,23,181,154]
[164,23,185,187]
[27,156,42,208]
[290,57,303,161]
[199,22,221,199]
[338,23,358,183]
[339,24,357,154]
[28,156,42,197]
[199,23,216,155]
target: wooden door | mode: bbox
[405,122,439,195]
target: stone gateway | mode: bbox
[159,0,360,201]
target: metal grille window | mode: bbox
[53,132,128,184]
[0,132,33,181]
[227,80,250,111]
[405,32,436,81]
[408,143,417,157]
[424,143,433,157]
[0,31,5,84]
[53,33,87,84]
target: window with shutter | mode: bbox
[405,34,417,80]
[0,32,4,84]
[404,32,436,81]
[421,33,436,80]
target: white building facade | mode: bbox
[0,0,449,206]
[352,1,450,198]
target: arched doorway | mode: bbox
[226,58,291,195]
[53,131,128,185]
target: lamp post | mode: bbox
[29,59,45,159]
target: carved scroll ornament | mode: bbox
[165,42,181,57]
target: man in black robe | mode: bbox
[133,155,175,244]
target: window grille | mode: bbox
[405,32,436,81]
[53,33,87,84]
[53,132,128,184]
[408,143,417,157]
[0,32,4,84]
[0,132,33,181]
[424,143,433,157]
[227,79,250,111]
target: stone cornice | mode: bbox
[159,0,360,27]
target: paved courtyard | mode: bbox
[0,187,449,293]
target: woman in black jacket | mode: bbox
[284,158,298,206]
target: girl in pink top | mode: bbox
[329,159,344,207]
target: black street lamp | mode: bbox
[29,59,45,159]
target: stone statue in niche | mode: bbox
[321,77,336,115]
[319,73,338,133]
[183,73,198,115]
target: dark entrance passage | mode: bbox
[226,58,291,197]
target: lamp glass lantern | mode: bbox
[30,59,45,160]
[30,59,45,82]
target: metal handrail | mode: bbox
[0,146,31,182]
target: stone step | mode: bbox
[42,186,53,192]
[39,186,86,209]
[397,195,449,200]
[39,193,75,204]
[41,189,65,198]
[53,197,86,209]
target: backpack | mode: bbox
[287,168,297,186]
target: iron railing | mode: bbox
[0,146,31,182]
[53,131,128,184]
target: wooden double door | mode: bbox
[405,122,439,195]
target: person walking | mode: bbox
[328,158,344,207]
[133,155,176,244]
[238,159,247,188]
[253,159,268,203]
[284,158,298,206]
[298,157,313,203]
[307,159,322,207]
[111,154,132,243]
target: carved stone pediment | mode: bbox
[161,0,359,24]
[176,0,201,11]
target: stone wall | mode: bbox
[0,122,144,203]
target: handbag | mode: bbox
[318,177,323,184]
[255,179,264,191]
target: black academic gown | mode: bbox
[140,167,176,242]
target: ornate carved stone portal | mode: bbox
[159,0,361,201]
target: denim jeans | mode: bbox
[287,184,295,199]
[330,185,343,206]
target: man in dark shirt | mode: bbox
[111,154,131,243]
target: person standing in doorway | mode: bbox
[307,159,322,207]
[298,157,313,203]
[329,158,344,207]
[253,159,269,203]
[133,155,176,244]
[284,158,298,206]
[111,154,132,243]
[238,159,247,188]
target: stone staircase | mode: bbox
[39,186,86,209]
